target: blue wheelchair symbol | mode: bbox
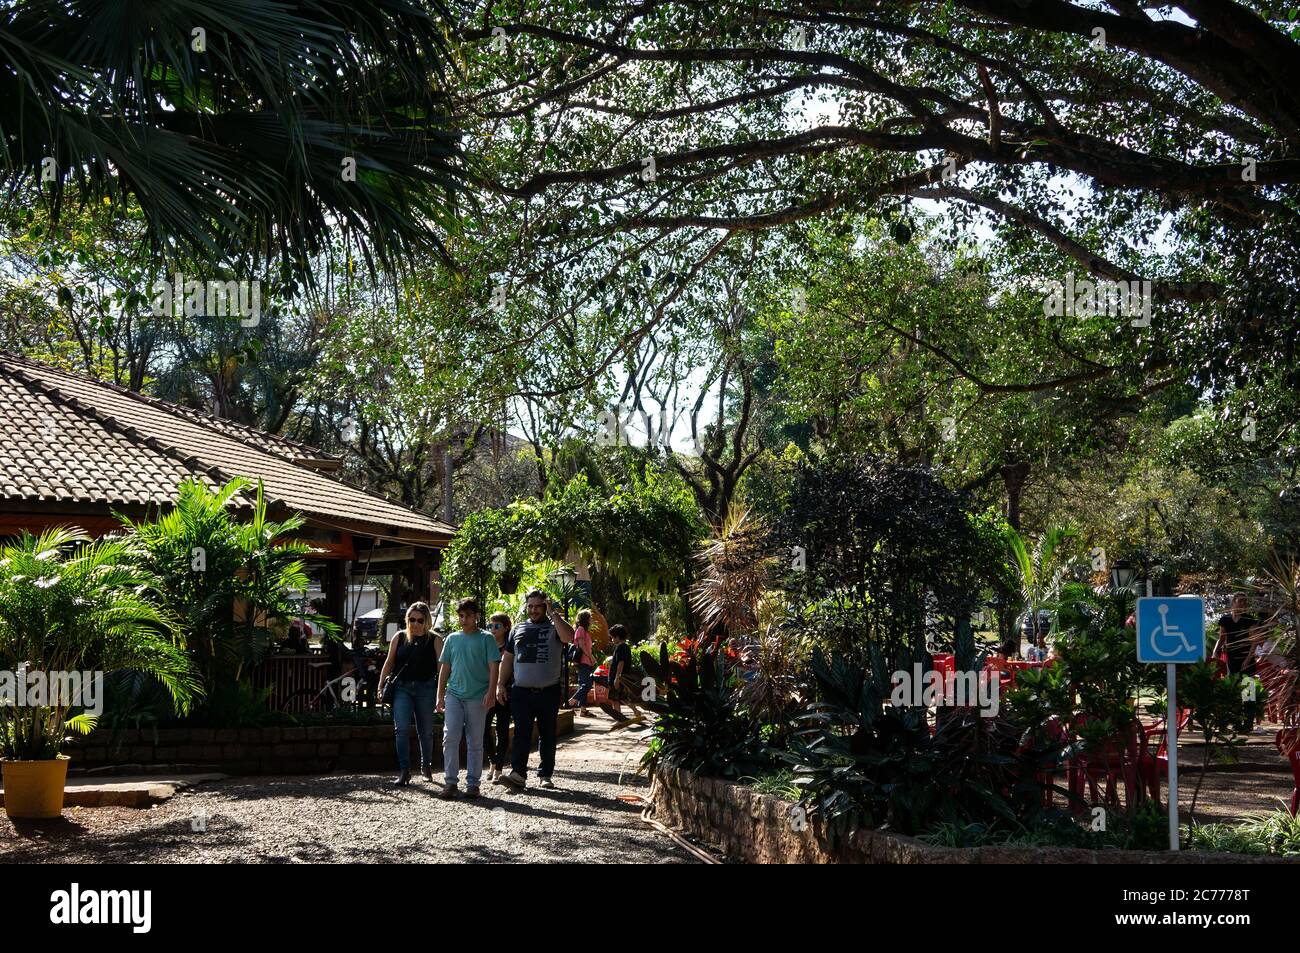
[1136,597,1205,664]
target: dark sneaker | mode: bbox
[438,782,459,800]
[538,776,555,789]
[465,786,481,799]
[393,770,411,787]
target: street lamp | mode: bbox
[551,565,578,698]
[553,566,577,615]
[1110,559,1136,593]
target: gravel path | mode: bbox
[0,717,698,864]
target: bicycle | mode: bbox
[280,657,376,714]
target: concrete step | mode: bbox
[1,773,226,809]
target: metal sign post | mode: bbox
[1136,596,1205,853]
[1165,662,1179,850]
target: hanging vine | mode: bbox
[441,471,706,604]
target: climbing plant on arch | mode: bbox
[441,473,706,605]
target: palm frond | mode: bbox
[0,0,467,282]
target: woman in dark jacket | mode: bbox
[483,612,513,781]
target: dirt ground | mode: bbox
[1046,723,1296,825]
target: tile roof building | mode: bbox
[0,352,454,646]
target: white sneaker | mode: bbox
[493,770,526,788]
[538,777,555,789]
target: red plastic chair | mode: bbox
[1073,733,1141,809]
[1018,715,1070,809]
[1137,709,1192,801]
[983,656,1017,691]
[931,653,955,679]
[1277,730,1300,817]
[1001,659,1040,690]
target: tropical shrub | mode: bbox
[784,647,1054,836]
[119,477,325,695]
[1251,551,1300,755]
[1006,586,1164,812]
[639,639,771,779]
[1174,662,1267,817]
[1004,524,1079,637]
[770,453,1003,670]
[0,528,198,760]
[689,504,775,637]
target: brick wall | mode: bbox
[649,766,1282,864]
[69,711,574,776]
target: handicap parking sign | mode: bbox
[1136,597,1206,664]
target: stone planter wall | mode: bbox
[68,711,575,776]
[650,765,1283,864]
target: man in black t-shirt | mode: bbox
[1214,593,1258,676]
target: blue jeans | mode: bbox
[443,693,488,788]
[573,663,594,706]
[511,683,561,780]
[392,678,436,772]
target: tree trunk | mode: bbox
[1000,461,1031,531]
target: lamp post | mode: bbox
[1110,559,1136,593]
[552,566,578,699]
[554,566,577,615]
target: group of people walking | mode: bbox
[377,590,643,798]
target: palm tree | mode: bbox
[0,527,198,760]
[1004,525,1079,645]
[690,504,774,639]
[1252,551,1300,755]
[120,477,322,688]
[0,1,467,281]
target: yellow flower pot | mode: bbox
[1,756,69,820]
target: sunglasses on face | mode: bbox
[408,617,426,625]
[489,623,505,629]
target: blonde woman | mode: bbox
[378,602,442,786]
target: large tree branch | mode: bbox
[911,184,1223,302]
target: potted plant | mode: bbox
[0,527,197,819]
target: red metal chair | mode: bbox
[1137,708,1192,802]
[1278,730,1300,817]
[931,653,955,679]
[1289,748,1300,818]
